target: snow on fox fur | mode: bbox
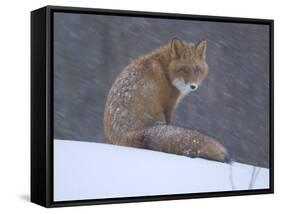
[104,39,231,163]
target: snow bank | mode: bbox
[54,139,269,201]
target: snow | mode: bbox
[54,139,269,201]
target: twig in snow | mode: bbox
[249,166,256,189]
[229,163,235,190]
[249,166,261,189]
[252,167,261,189]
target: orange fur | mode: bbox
[104,39,230,163]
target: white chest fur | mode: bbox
[172,78,192,106]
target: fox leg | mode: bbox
[139,125,231,163]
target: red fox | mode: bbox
[104,38,231,163]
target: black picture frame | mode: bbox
[31,5,274,208]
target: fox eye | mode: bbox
[180,69,189,74]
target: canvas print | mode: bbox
[53,12,270,201]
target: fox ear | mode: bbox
[195,40,207,60]
[170,38,185,59]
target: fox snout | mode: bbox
[172,78,200,96]
[190,84,198,91]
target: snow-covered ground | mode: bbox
[54,139,269,201]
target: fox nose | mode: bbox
[190,84,198,91]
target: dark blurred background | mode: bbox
[53,12,270,168]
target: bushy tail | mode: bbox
[127,124,231,163]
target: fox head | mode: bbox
[167,38,208,95]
